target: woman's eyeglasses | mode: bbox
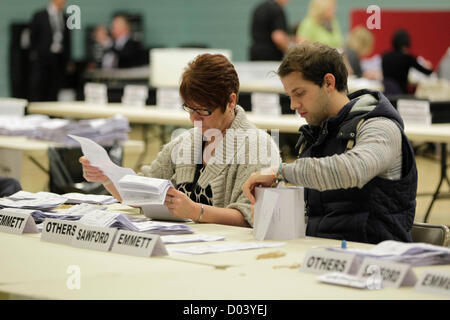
[182,104,213,116]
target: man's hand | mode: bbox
[242,166,278,205]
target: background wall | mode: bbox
[1,0,449,97]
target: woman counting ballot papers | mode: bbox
[80,53,280,227]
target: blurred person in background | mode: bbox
[93,14,144,69]
[382,29,433,95]
[296,0,343,49]
[344,26,381,80]
[249,0,291,61]
[29,0,72,101]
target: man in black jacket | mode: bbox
[29,0,71,101]
[94,15,144,69]
[243,42,418,244]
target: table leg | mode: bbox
[423,143,449,223]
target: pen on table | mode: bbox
[341,240,347,249]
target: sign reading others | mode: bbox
[41,218,79,245]
[0,208,38,234]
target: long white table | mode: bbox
[27,102,450,222]
[0,207,448,300]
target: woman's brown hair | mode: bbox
[179,54,240,113]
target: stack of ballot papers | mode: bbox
[0,114,129,146]
[328,240,450,266]
[3,190,117,207]
[78,210,193,235]
[33,204,108,224]
[62,193,118,205]
[118,175,173,206]
[0,191,67,210]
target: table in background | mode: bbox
[0,135,143,192]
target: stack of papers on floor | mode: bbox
[62,193,118,205]
[118,175,173,206]
[0,191,67,210]
[78,210,193,235]
[328,240,450,266]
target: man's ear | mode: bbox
[323,73,336,92]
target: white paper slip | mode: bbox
[0,191,67,210]
[328,240,450,266]
[253,187,305,240]
[253,188,279,240]
[119,175,173,206]
[168,241,284,255]
[68,134,136,197]
[415,269,450,297]
[0,208,39,234]
[62,192,118,205]
[111,230,168,257]
[161,234,225,244]
[317,273,373,290]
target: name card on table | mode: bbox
[111,230,168,257]
[415,270,450,297]
[300,248,358,275]
[0,208,38,234]
[253,187,305,241]
[70,224,117,252]
[357,258,417,288]
[397,99,431,126]
[41,218,79,245]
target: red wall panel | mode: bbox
[350,9,450,67]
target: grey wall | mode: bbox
[1,0,449,97]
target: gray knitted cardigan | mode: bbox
[140,105,281,226]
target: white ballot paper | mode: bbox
[118,175,173,205]
[68,135,135,197]
[253,187,305,240]
[328,240,450,267]
[161,234,225,244]
[118,175,189,222]
[168,241,284,255]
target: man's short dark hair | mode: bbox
[277,41,348,93]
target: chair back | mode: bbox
[411,222,450,247]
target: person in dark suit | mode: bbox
[29,0,72,101]
[94,15,144,69]
[249,0,291,61]
[0,177,22,198]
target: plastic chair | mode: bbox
[411,222,450,247]
[48,144,122,195]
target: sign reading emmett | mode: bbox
[111,230,168,257]
[0,208,38,234]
